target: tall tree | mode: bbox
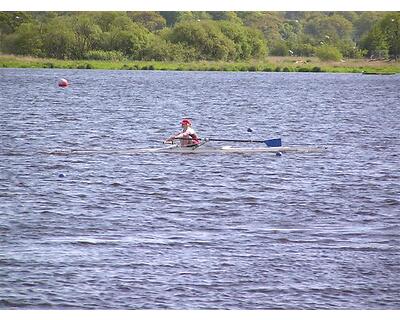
[360,25,389,59]
[0,12,32,34]
[71,14,102,59]
[159,11,180,27]
[304,14,353,44]
[127,12,166,32]
[219,20,267,59]
[379,13,400,59]
[94,12,125,32]
[42,16,75,59]
[207,11,242,24]
[3,21,42,55]
[353,12,381,43]
[99,15,150,57]
[168,20,236,60]
[240,11,283,43]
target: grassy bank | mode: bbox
[1,54,399,74]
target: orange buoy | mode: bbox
[58,78,69,87]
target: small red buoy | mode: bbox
[58,78,69,87]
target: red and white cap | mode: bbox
[180,119,192,126]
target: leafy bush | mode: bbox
[3,22,43,56]
[312,66,322,72]
[270,40,289,56]
[338,40,366,58]
[168,20,236,60]
[219,21,268,59]
[292,43,316,57]
[97,16,151,58]
[379,13,400,59]
[41,16,75,59]
[76,63,93,69]
[167,20,267,61]
[297,67,311,72]
[316,45,343,61]
[360,24,389,59]
[138,38,199,61]
[42,62,54,68]
[84,50,124,61]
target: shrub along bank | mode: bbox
[1,54,399,74]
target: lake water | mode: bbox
[0,68,399,309]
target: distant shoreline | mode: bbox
[1,54,399,74]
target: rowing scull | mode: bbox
[46,144,326,155]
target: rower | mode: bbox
[164,119,200,147]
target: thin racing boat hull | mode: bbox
[46,145,327,155]
[149,145,326,154]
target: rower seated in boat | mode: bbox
[164,118,200,147]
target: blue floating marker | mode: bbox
[275,152,282,157]
[58,173,65,178]
[247,127,253,133]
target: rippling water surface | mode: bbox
[0,69,399,309]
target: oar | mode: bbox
[205,138,282,147]
[172,137,282,147]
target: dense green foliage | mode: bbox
[0,11,399,61]
[315,45,343,61]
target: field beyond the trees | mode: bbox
[1,54,399,74]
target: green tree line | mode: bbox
[0,11,399,62]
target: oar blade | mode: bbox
[264,138,282,147]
